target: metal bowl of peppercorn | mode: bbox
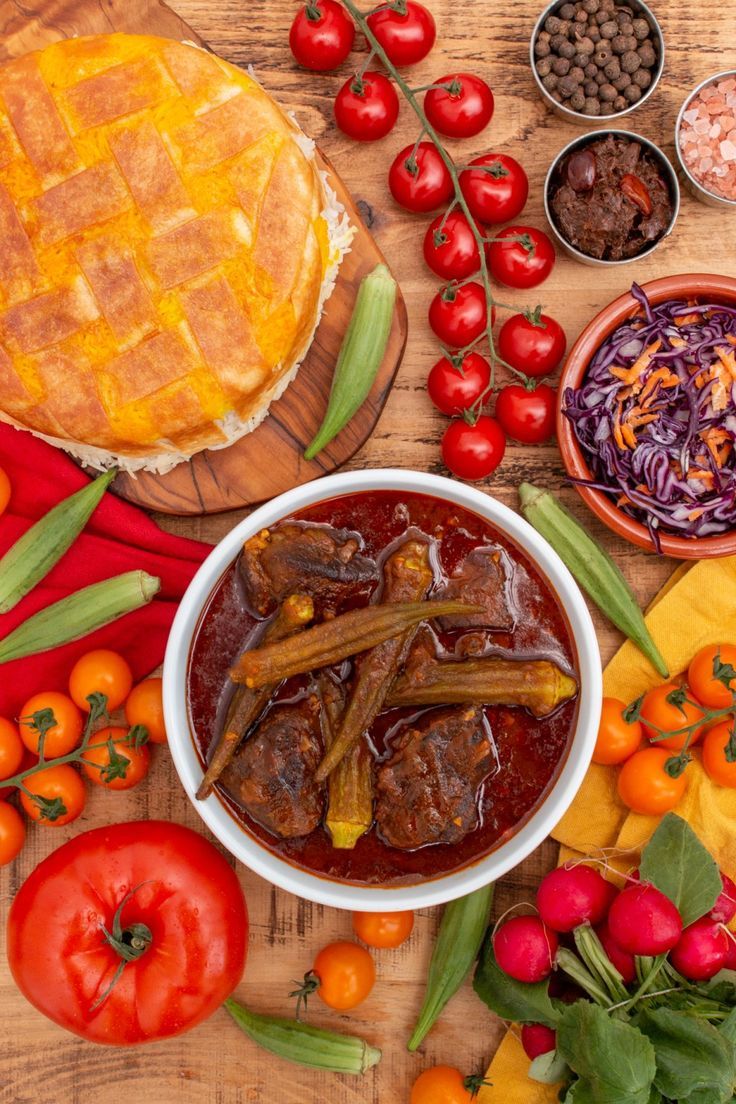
[530,0,664,124]
[544,129,680,265]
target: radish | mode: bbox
[710,873,736,925]
[521,1022,556,1059]
[724,933,736,970]
[608,883,682,955]
[595,918,636,984]
[536,863,616,932]
[493,916,558,982]
[669,917,729,980]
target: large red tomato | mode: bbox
[7,821,247,1045]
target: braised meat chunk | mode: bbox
[221,695,324,839]
[375,706,495,849]
[437,547,513,631]
[240,523,377,616]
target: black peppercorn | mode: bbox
[613,71,631,90]
[536,56,553,76]
[624,82,641,102]
[637,42,656,67]
[594,45,612,65]
[559,40,577,59]
[599,82,617,101]
[600,19,618,37]
[584,79,599,96]
[558,74,580,97]
[535,37,552,57]
[583,0,599,11]
[574,8,589,21]
[595,9,610,24]
[559,2,576,17]
[550,32,567,51]
[583,96,601,114]
[570,88,586,110]
[613,94,627,111]
[595,69,607,85]
[611,35,628,54]
[552,56,572,75]
[589,27,601,42]
[551,89,564,102]
[621,50,641,73]
[584,61,598,78]
[542,72,559,91]
[632,66,652,89]
[632,17,650,39]
[544,15,561,33]
[604,57,621,79]
[573,52,590,67]
[574,33,596,53]
[570,65,585,82]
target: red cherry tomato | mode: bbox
[7,821,247,1044]
[389,142,454,212]
[423,212,480,280]
[424,73,494,138]
[428,352,491,415]
[487,225,555,289]
[441,416,506,481]
[366,1,436,67]
[289,1,355,71]
[495,384,557,444]
[497,311,566,378]
[428,282,489,347]
[334,71,399,141]
[459,153,529,225]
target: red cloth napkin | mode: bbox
[0,424,211,719]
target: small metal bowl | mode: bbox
[543,129,680,266]
[675,70,736,210]
[530,0,665,126]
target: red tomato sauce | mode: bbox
[188,490,578,886]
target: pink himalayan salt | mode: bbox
[679,75,736,200]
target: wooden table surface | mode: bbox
[2,1,736,1101]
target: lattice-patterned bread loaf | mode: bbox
[0,34,349,472]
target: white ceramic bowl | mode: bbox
[164,469,602,911]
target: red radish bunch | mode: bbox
[536,863,616,932]
[521,1023,556,1060]
[493,916,558,983]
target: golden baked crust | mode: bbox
[0,34,345,471]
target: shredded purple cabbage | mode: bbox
[564,283,736,548]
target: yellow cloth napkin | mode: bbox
[479,554,736,1102]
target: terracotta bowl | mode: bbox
[556,273,736,559]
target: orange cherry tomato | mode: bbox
[0,466,11,516]
[593,697,642,765]
[617,747,688,815]
[702,721,736,788]
[125,677,166,744]
[688,644,736,709]
[352,909,415,949]
[0,801,25,865]
[20,765,86,826]
[0,717,24,780]
[312,941,375,1010]
[411,1065,473,1104]
[18,692,83,757]
[81,726,151,790]
[69,649,133,712]
[639,682,705,751]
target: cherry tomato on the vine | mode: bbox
[617,747,687,815]
[460,153,528,225]
[411,1065,473,1104]
[367,1,436,67]
[424,73,494,138]
[389,142,454,212]
[312,941,375,1010]
[0,717,24,781]
[427,352,491,415]
[0,801,25,866]
[688,644,736,709]
[639,682,705,752]
[69,648,133,712]
[487,225,555,289]
[702,722,736,788]
[352,910,414,949]
[81,726,151,791]
[289,0,355,71]
[125,677,167,744]
[593,697,642,766]
[334,71,399,140]
[495,383,557,444]
[498,310,566,378]
[441,416,506,481]
[20,764,86,827]
[19,692,83,758]
[423,211,480,281]
[428,282,489,347]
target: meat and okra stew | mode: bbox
[188,491,579,886]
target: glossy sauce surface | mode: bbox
[188,491,579,886]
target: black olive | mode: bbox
[566,147,597,190]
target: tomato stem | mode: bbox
[304,1,323,20]
[289,970,321,1021]
[91,882,154,1011]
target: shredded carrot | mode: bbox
[639,367,679,406]
[728,333,736,347]
[688,469,715,487]
[609,340,663,388]
[688,509,705,521]
[621,423,637,449]
[669,336,687,348]
[701,426,732,467]
[717,346,736,380]
[674,312,701,325]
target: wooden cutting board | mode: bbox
[0,0,408,516]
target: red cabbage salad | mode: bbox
[563,283,736,549]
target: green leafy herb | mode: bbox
[639,814,721,926]
[556,1003,656,1104]
[719,1007,736,1045]
[473,938,558,1029]
[637,1008,735,1103]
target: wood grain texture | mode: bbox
[0,0,735,1101]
